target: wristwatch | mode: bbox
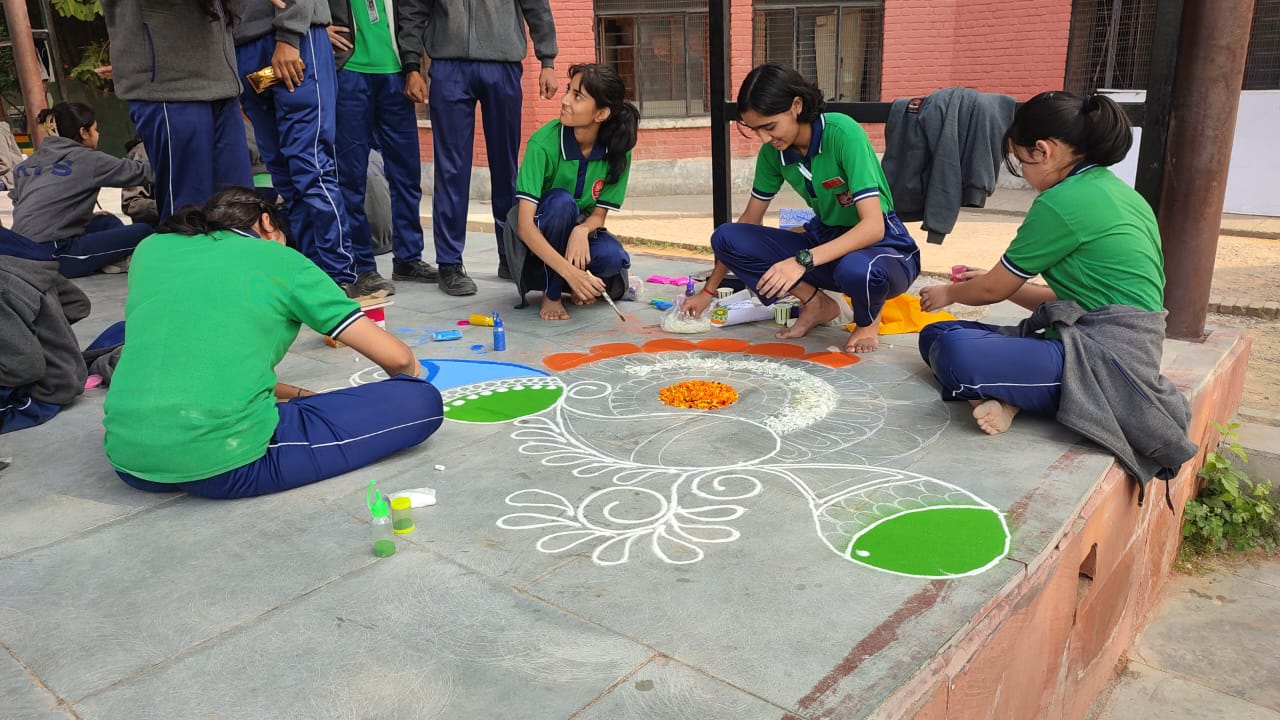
[795,249,815,270]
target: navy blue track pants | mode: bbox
[116,375,444,499]
[428,59,522,264]
[710,212,921,327]
[237,27,355,283]
[511,189,630,301]
[335,69,425,273]
[53,215,152,278]
[918,319,1064,415]
[128,98,253,219]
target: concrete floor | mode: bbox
[0,235,1237,719]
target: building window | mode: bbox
[1066,0,1280,93]
[596,1,709,118]
[752,2,884,102]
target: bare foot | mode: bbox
[970,399,1019,435]
[540,296,571,320]
[775,291,840,339]
[844,317,882,353]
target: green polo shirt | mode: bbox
[515,120,630,214]
[103,229,363,482]
[346,0,401,74]
[751,113,893,226]
[1002,164,1165,312]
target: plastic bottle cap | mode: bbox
[390,497,411,510]
[366,480,389,518]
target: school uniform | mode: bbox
[329,0,427,274]
[711,113,920,327]
[235,0,356,284]
[103,229,443,499]
[919,164,1167,415]
[505,120,631,304]
[102,0,254,218]
[9,136,154,277]
[396,0,558,268]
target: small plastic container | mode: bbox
[468,313,495,326]
[432,329,463,341]
[716,287,734,300]
[390,496,415,534]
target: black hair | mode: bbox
[158,187,288,241]
[570,63,640,186]
[735,62,825,123]
[1003,91,1132,176]
[37,102,96,144]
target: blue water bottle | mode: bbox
[492,312,506,351]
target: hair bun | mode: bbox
[1081,95,1097,113]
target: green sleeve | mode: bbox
[515,142,554,205]
[1002,199,1080,278]
[839,121,884,199]
[284,250,363,337]
[750,145,784,200]
[596,153,630,210]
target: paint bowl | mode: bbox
[774,303,792,325]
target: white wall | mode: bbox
[1103,89,1280,217]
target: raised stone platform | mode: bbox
[0,238,1247,719]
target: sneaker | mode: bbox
[438,263,477,296]
[355,270,397,297]
[339,281,389,301]
[101,256,132,274]
[392,259,440,282]
[497,255,513,280]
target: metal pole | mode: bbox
[2,0,49,144]
[708,0,731,227]
[1159,0,1256,340]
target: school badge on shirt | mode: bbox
[592,179,605,199]
[822,176,855,207]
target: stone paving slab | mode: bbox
[0,234,1238,718]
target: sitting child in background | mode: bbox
[9,103,153,277]
[119,136,159,226]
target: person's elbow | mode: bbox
[387,343,418,377]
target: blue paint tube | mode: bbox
[492,313,506,351]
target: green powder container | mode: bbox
[390,496,415,535]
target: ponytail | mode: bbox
[570,63,641,186]
[1003,90,1133,176]
[158,187,287,241]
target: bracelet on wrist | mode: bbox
[701,286,716,297]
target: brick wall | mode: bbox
[416,0,1075,176]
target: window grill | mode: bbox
[752,1,884,102]
[596,0,710,118]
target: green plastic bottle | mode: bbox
[367,480,396,557]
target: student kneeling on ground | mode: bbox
[503,63,638,320]
[9,103,154,277]
[0,228,123,434]
[103,188,443,499]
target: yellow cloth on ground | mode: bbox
[843,294,956,335]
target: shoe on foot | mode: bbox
[339,281,389,301]
[497,255,513,281]
[101,256,132,274]
[438,263,477,296]
[392,259,440,283]
[355,270,397,297]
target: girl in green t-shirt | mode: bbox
[506,64,640,321]
[916,92,1170,437]
[683,63,920,353]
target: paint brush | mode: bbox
[589,272,627,321]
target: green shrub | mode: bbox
[1180,422,1279,562]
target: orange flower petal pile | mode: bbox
[658,380,739,410]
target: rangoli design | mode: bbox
[353,339,1011,579]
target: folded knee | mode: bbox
[539,189,579,222]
